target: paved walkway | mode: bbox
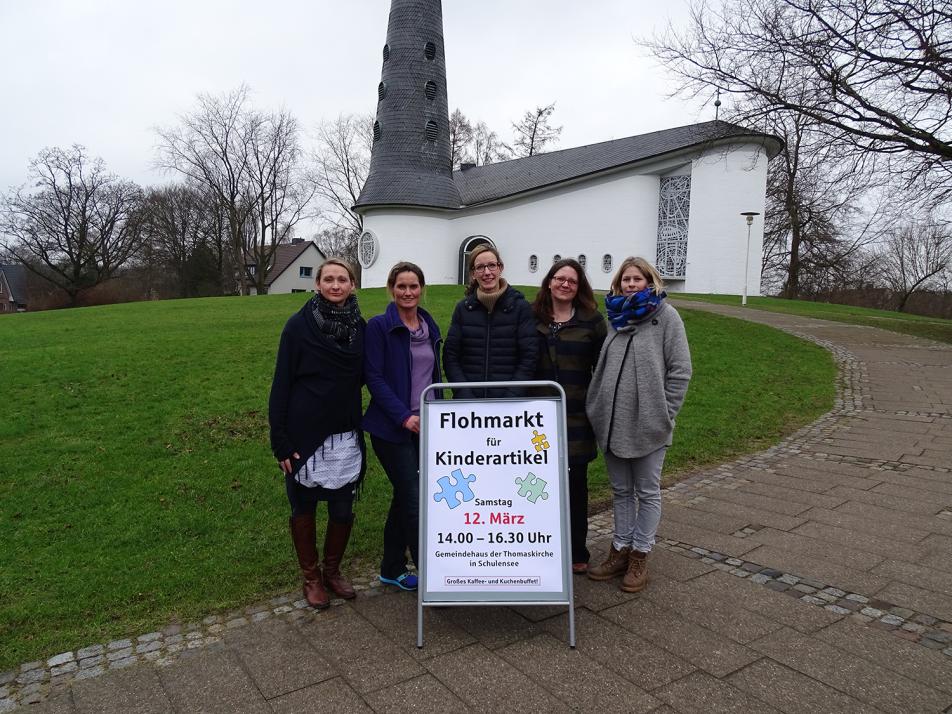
[7,303,952,713]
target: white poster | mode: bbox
[421,398,568,599]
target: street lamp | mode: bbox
[740,211,760,306]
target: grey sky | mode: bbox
[0,0,708,195]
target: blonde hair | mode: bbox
[609,256,664,296]
[317,258,357,284]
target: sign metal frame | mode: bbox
[416,380,576,649]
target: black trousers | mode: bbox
[569,461,590,564]
[371,433,420,579]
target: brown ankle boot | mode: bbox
[289,516,330,609]
[587,545,631,581]
[621,550,649,593]
[322,517,356,599]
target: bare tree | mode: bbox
[2,145,143,305]
[140,183,228,297]
[311,114,373,237]
[156,86,310,294]
[876,220,952,311]
[470,121,510,166]
[647,0,952,201]
[244,110,316,295]
[511,103,563,158]
[449,109,475,169]
[314,226,358,266]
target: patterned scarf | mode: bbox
[605,287,666,330]
[309,293,362,346]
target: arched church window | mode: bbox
[378,82,387,101]
[373,121,381,143]
[424,81,437,101]
[528,255,538,273]
[424,42,436,60]
[602,254,612,273]
[383,44,390,62]
[424,120,438,142]
[358,231,380,269]
[578,254,587,268]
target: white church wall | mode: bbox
[684,143,769,295]
[360,210,455,288]
[451,171,661,292]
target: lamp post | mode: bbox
[740,211,760,306]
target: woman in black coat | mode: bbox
[443,245,537,397]
[268,259,365,610]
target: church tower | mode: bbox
[355,0,461,210]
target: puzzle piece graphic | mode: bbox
[433,468,477,510]
[530,430,550,452]
[515,472,549,504]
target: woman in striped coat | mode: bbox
[532,259,607,574]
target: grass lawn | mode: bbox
[675,293,952,345]
[0,286,834,669]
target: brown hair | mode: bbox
[609,256,664,296]
[317,258,357,284]
[465,244,503,295]
[532,258,597,323]
[386,261,426,292]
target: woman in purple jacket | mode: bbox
[364,262,442,591]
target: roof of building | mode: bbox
[452,120,783,207]
[265,241,323,286]
[0,264,27,303]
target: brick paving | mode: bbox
[4,302,952,712]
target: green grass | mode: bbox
[0,287,834,669]
[675,293,952,344]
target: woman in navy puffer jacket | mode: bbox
[443,245,537,398]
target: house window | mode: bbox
[602,254,612,273]
[299,266,313,278]
[358,231,380,269]
[246,264,256,276]
[657,175,691,278]
[291,289,309,293]
[578,254,587,268]
[528,255,538,273]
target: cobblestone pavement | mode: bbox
[5,303,952,712]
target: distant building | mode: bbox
[354,0,782,294]
[247,240,326,296]
[0,264,28,313]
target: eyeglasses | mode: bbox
[473,262,500,273]
[551,276,578,286]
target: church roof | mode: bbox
[453,120,783,207]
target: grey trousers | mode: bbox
[605,446,667,554]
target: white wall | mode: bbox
[361,210,456,288]
[684,144,769,295]
[268,244,325,294]
[450,172,661,292]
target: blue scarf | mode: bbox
[606,287,666,330]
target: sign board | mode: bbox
[417,382,575,648]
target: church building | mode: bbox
[354,0,782,293]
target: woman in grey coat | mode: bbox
[585,256,692,592]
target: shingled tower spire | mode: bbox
[355,0,461,210]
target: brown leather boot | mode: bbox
[587,544,631,581]
[322,517,357,600]
[621,550,649,593]
[289,516,330,609]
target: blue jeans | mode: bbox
[605,447,666,553]
[371,434,420,579]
